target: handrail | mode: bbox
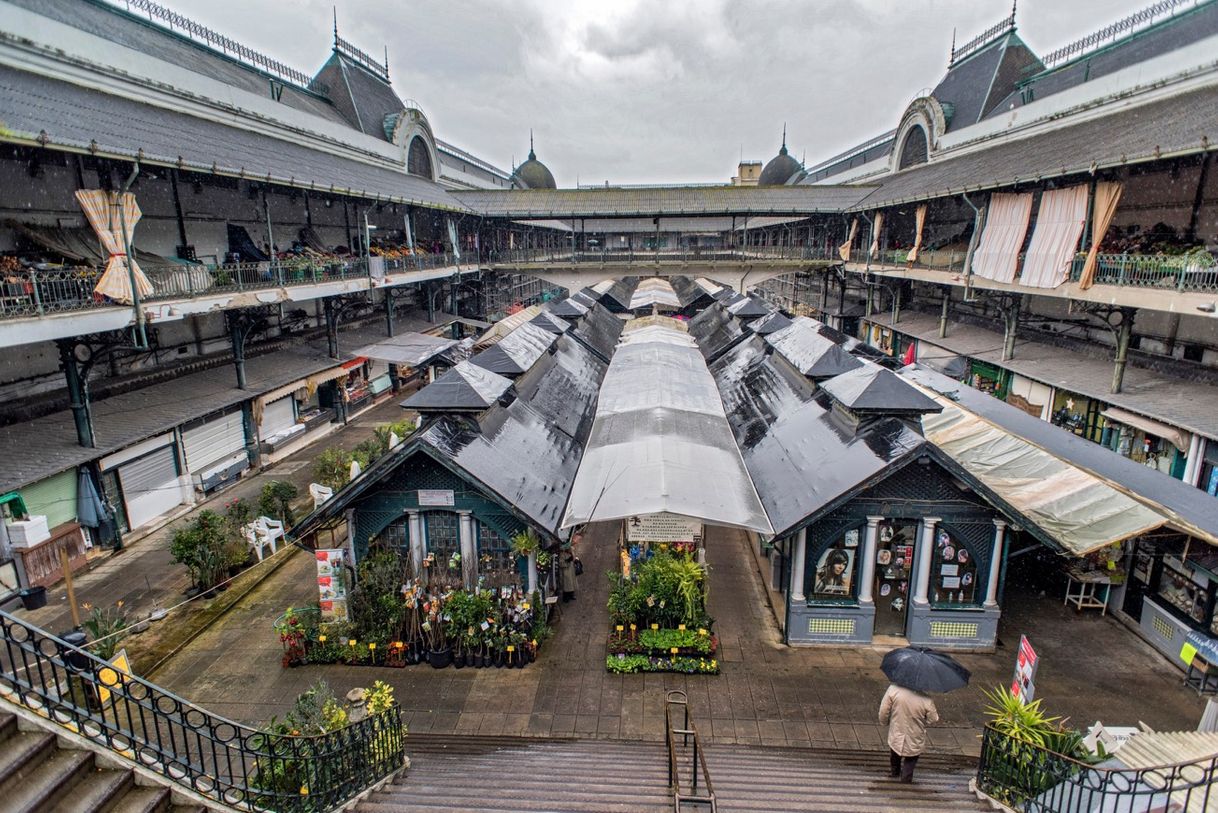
[975,723,1218,812]
[664,690,716,812]
[0,610,404,812]
[481,245,835,268]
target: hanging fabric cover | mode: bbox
[1078,181,1124,290]
[75,190,154,304]
[446,218,461,261]
[907,204,928,263]
[971,192,1034,284]
[837,218,859,262]
[869,212,885,259]
[1020,185,1089,289]
[349,459,362,481]
[403,213,415,253]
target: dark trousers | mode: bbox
[562,591,575,603]
[889,749,918,782]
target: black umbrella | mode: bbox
[881,646,971,693]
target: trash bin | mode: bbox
[18,586,46,611]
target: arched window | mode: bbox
[407,137,433,179]
[423,511,458,560]
[898,126,928,170]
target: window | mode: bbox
[811,526,862,601]
[930,527,980,607]
[423,512,458,560]
[407,138,433,179]
[373,520,408,554]
[897,126,928,170]
[476,521,514,574]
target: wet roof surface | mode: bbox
[764,317,864,379]
[469,321,559,376]
[402,361,513,412]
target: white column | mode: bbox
[458,511,476,588]
[344,509,358,570]
[790,529,808,601]
[1039,388,1056,422]
[985,520,1007,608]
[913,517,941,606]
[858,516,883,604]
[1184,435,1204,486]
[527,550,539,595]
[407,511,423,574]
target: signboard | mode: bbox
[1011,634,1039,702]
[97,648,132,705]
[418,489,455,507]
[626,512,703,544]
[316,549,348,623]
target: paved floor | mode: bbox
[154,520,1208,757]
[14,396,414,639]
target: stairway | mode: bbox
[0,710,205,813]
[357,733,990,813]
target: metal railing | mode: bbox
[664,690,716,812]
[1039,0,1197,68]
[0,610,405,812]
[976,724,1218,812]
[484,245,833,266]
[0,253,463,319]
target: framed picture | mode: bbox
[879,525,895,543]
[877,549,892,566]
[844,529,860,548]
[813,547,855,597]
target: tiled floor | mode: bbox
[153,520,1208,757]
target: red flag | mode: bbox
[901,342,916,366]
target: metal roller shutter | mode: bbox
[118,445,183,529]
[183,410,246,472]
[259,396,296,437]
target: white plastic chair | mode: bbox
[244,523,270,562]
[254,516,285,555]
[309,483,334,509]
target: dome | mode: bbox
[758,143,802,186]
[512,138,556,190]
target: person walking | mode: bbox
[878,683,939,783]
[558,546,577,603]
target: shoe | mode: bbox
[899,776,913,784]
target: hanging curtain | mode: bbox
[1079,181,1124,290]
[403,213,415,253]
[75,190,154,304]
[837,217,859,262]
[1020,185,1089,289]
[907,203,928,263]
[446,218,461,261]
[971,192,1034,284]
[869,212,885,259]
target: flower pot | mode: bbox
[453,652,465,669]
[428,648,452,669]
[494,652,504,668]
[515,655,526,669]
[18,586,47,611]
[465,652,475,668]
[474,654,484,668]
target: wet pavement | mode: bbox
[152,520,1207,757]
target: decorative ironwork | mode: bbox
[0,610,404,812]
[976,724,1218,812]
[112,0,329,95]
[949,9,1018,67]
[335,34,391,83]
[1040,0,1197,68]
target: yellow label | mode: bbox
[651,624,659,630]
[615,625,624,632]
[506,645,515,652]
[678,624,686,630]
[670,647,678,654]
[1181,642,1199,664]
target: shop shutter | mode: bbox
[118,444,183,529]
[259,396,296,437]
[182,410,246,472]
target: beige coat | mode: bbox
[878,684,940,757]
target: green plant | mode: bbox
[510,530,540,558]
[366,681,395,715]
[80,601,129,660]
[259,480,299,525]
[170,509,238,591]
[982,686,1064,749]
[313,447,354,492]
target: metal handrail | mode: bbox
[664,690,716,812]
[975,723,1218,812]
[482,245,834,267]
[0,610,404,812]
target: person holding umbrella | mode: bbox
[878,646,970,783]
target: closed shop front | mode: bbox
[182,408,248,490]
[100,435,186,532]
[259,396,297,438]
[1007,374,1053,419]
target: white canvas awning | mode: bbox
[353,332,457,367]
[629,278,681,310]
[1101,407,1190,453]
[917,386,1169,556]
[562,321,772,533]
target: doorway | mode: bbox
[873,520,917,636]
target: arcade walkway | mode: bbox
[152,522,1205,758]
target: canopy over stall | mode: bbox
[353,332,458,368]
[765,316,863,379]
[629,277,681,311]
[562,320,772,533]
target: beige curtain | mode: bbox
[1020,185,1089,289]
[305,366,351,397]
[907,204,928,263]
[1079,181,1124,290]
[837,218,859,262]
[972,192,1034,284]
[75,190,154,304]
[868,212,885,259]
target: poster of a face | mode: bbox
[814,547,854,596]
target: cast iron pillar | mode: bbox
[324,297,340,360]
[938,288,950,338]
[226,309,268,389]
[1111,307,1137,394]
[57,340,95,449]
[1001,295,1022,362]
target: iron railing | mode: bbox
[484,245,833,266]
[1039,0,1197,68]
[0,610,405,812]
[664,690,716,812]
[0,254,463,319]
[975,724,1218,812]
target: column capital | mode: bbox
[866,516,883,527]
[456,509,472,516]
[992,518,1007,529]
[406,509,419,518]
[922,516,942,525]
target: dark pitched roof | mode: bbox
[401,361,513,412]
[932,32,1042,131]
[820,363,942,414]
[596,278,640,312]
[313,52,406,140]
[0,66,465,211]
[548,297,590,319]
[725,296,771,319]
[687,303,749,363]
[468,322,558,376]
[856,84,1218,209]
[764,318,864,379]
[509,334,607,441]
[529,311,572,335]
[750,311,793,336]
[566,301,625,363]
[667,275,716,310]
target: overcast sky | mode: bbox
[170,0,1154,186]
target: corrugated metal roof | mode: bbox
[452,184,874,218]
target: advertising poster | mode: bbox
[1011,634,1039,702]
[317,549,349,622]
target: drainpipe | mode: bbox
[960,192,985,303]
[118,161,148,349]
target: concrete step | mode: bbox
[53,765,133,812]
[105,786,173,813]
[3,746,93,812]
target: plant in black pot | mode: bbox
[422,594,452,669]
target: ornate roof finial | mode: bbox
[950,27,956,61]
[529,129,536,160]
[779,123,788,156]
[384,46,390,79]
[332,6,338,48]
